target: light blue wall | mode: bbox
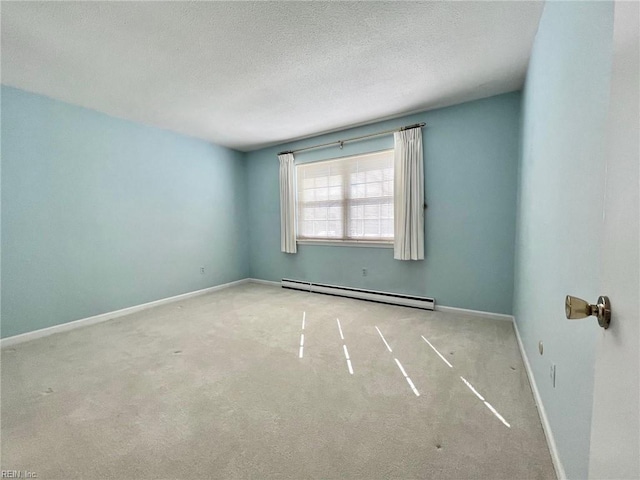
[246,93,521,314]
[514,2,614,479]
[1,86,249,338]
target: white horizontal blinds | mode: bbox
[297,150,394,241]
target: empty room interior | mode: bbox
[1,1,638,479]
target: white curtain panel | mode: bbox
[393,128,424,260]
[278,152,297,254]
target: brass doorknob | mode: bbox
[565,295,611,329]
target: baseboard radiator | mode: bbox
[281,278,435,310]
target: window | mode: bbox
[296,149,394,243]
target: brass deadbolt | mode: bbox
[565,295,611,329]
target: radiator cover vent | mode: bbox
[281,278,435,310]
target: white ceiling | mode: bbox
[1,1,544,151]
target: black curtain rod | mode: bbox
[277,122,426,157]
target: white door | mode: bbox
[588,2,639,478]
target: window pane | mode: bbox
[364,219,379,236]
[315,187,328,201]
[303,208,314,220]
[366,170,382,182]
[349,219,364,237]
[329,174,342,187]
[381,219,394,237]
[351,171,365,184]
[303,188,315,202]
[300,220,313,236]
[327,221,342,237]
[313,221,327,236]
[328,206,341,220]
[351,184,365,199]
[381,204,393,218]
[329,186,342,200]
[366,182,382,197]
[364,204,378,219]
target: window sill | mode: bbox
[296,239,393,249]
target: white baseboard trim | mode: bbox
[249,279,514,321]
[436,304,514,322]
[513,319,566,480]
[246,278,281,287]
[0,278,250,348]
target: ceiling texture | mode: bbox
[1,1,544,151]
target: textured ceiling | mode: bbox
[1,1,544,151]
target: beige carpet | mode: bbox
[1,283,555,479]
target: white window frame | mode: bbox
[295,149,394,247]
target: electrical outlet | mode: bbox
[550,364,556,388]
[362,268,367,276]
[200,266,205,274]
